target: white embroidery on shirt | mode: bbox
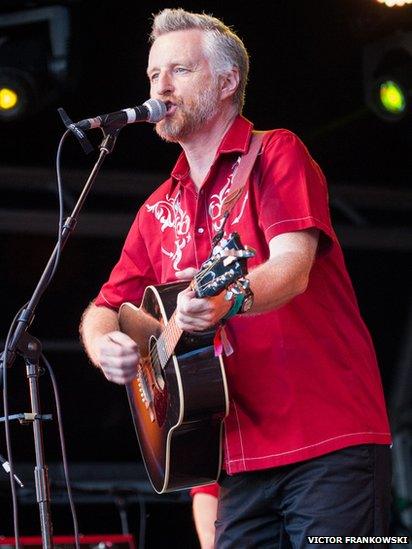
[231,191,249,225]
[208,156,242,232]
[146,191,191,270]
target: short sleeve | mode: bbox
[189,482,219,499]
[94,209,158,310]
[257,130,335,250]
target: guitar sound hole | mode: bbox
[149,336,165,391]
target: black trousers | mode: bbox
[215,445,392,548]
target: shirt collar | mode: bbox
[171,115,254,182]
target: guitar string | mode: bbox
[146,270,239,371]
[141,269,221,374]
[147,313,180,370]
[144,249,244,373]
[146,265,242,370]
[152,251,233,364]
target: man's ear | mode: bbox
[220,67,240,101]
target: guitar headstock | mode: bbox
[191,232,255,298]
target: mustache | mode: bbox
[163,96,184,107]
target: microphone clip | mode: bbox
[58,107,94,155]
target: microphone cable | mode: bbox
[1,127,77,546]
[41,353,80,549]
[2,303,26,549]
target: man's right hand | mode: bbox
[94,331,140,385]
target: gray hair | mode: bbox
[150,8,249,113]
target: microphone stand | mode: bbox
[1,125,121,549]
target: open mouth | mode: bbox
[165,101,178,116]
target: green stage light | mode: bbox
[379,80,406,115]
[363,31,412,121]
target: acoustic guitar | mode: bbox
[118,232,254,493]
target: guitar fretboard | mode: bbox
[156,311,182,368]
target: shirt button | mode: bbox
[197,227,205,234]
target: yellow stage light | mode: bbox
[0,5,70,123]
[0,87,18,110]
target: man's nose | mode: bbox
[156,72,175,96]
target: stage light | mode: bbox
[376,0,412,6]
[379,80,406,115]
[0,87,18,110]
[0,5,70,122]
[363,31,412,121]
[0,68,36,121]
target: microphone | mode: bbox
[73,99,167,131]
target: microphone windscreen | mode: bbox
[143,99,167,123]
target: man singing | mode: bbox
[80,9,392,548]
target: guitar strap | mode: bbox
[220,130,266,219]
[213,131,266,357]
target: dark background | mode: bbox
[1,0,412,546]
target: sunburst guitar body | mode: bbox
[118,232,254,493]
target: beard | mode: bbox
[155,82,220,143]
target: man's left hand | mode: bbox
[176,286,232,331]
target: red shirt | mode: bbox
[190,483,219,499]
[95,116,391,474]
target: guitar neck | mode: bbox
[156,310,183,369]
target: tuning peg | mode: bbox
[231,285,243,295]
[221,249,254,258]
[244,245,256,257]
